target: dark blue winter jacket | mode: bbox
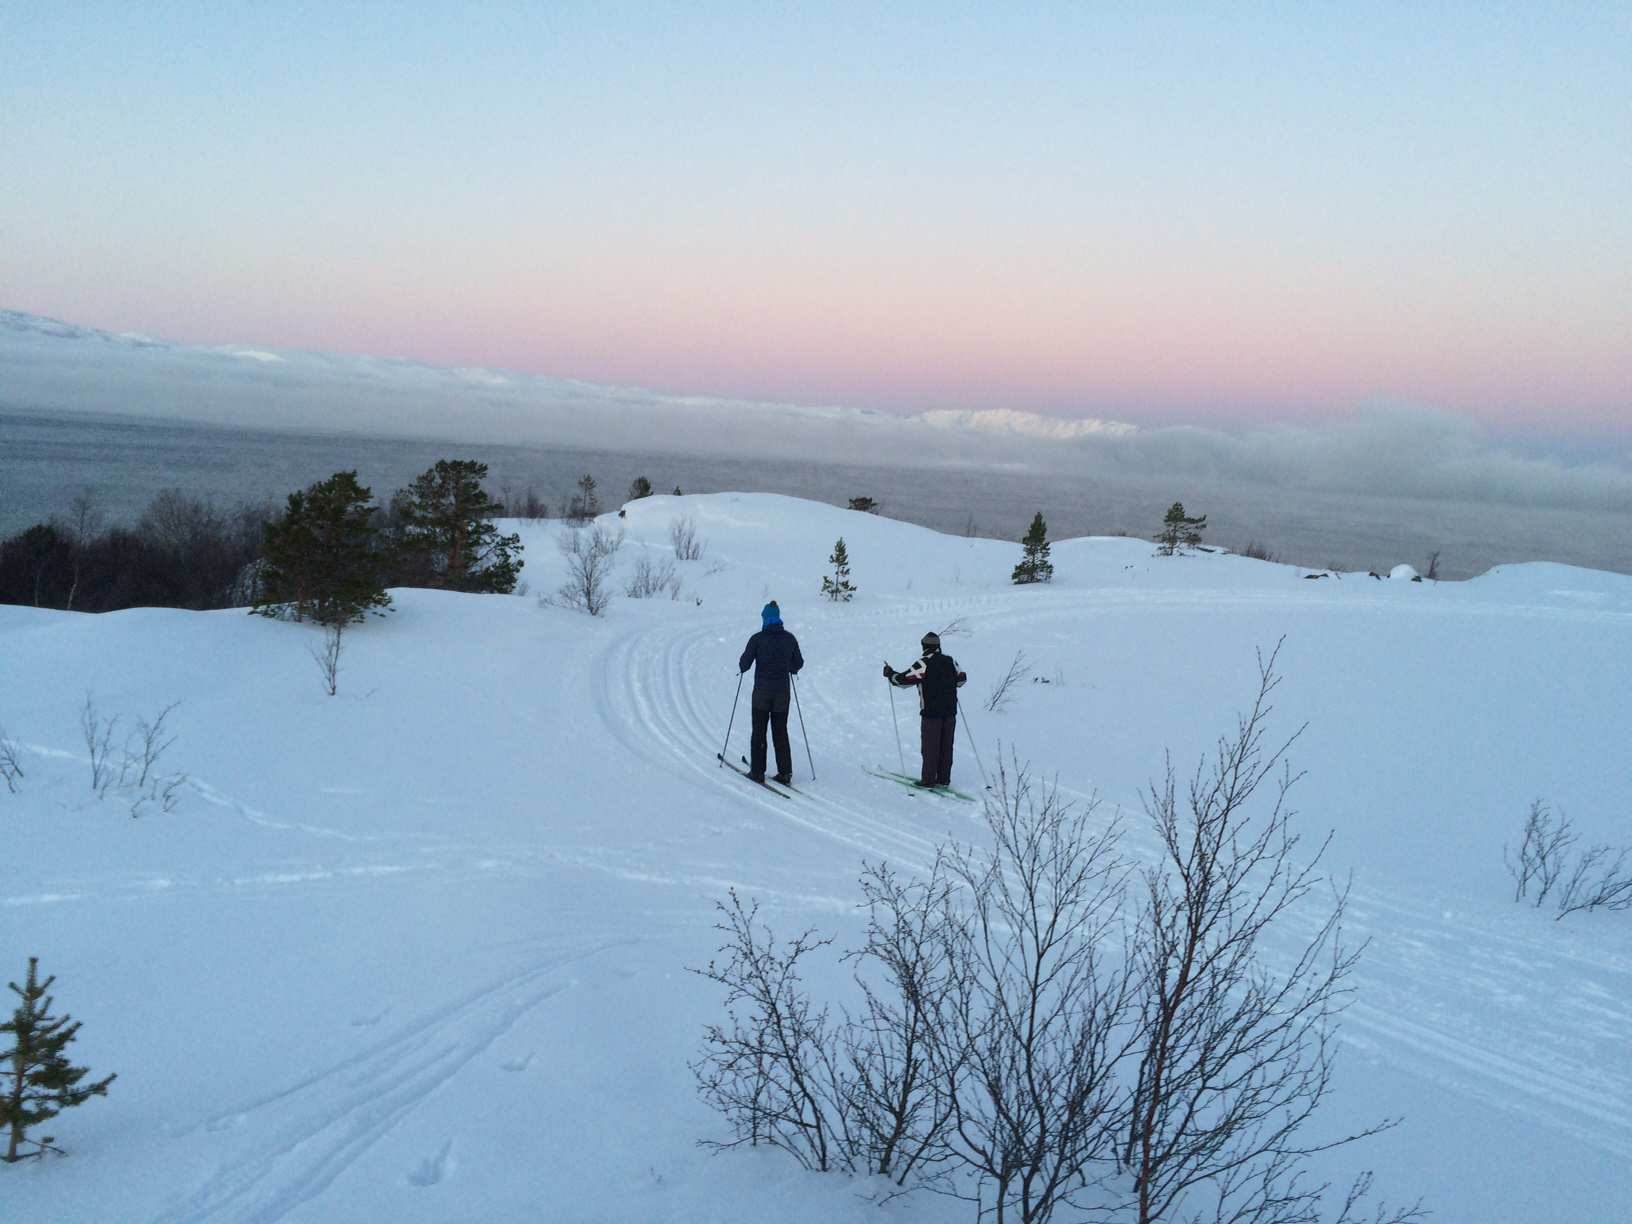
[740,624,804,695]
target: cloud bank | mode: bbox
[4,309,1628,516]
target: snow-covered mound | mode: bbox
[3,494,1629,1221]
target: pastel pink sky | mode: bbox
[4,4,1629,440]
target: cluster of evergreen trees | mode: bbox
[0,461,525,618]
[252,460,522,624]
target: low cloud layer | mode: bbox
[5,309,1629,516]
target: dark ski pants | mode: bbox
[750,690,792,779]
[920,714,956,786]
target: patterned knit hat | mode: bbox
[762,601,782,627]
[920,631,940,651]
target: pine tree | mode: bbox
[392,460,523,593]
[1156,502,1207,556]
[254,471,391,624]
[567,474,601,524]
[1012,512,1054,584]
[627,476,653,501]
[847,496,879,513]
[2,957,116,1161]
[820,537,856,601]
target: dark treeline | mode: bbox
[0,490,271,612]
[0,463,665,614]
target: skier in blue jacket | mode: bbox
[739,601,804,783]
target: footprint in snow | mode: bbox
[501,1051,536,1072]
[349,1008,390,1027]
[408,1139,455,1187]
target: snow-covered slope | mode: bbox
[3,494,1629,1221]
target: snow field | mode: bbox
[3,493,1630,1221]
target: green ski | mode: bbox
[864,766,977,803]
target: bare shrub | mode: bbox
[1505,800,1576,904]
[0,726,22,793]
[1240,540,1279,563]
[693,656,1420,1223]
[558,525,623,616]
[692,891,851,1171]
[937,760,1138,1223]
[1557,844,1632,917]
[1124,643,1414,1224]
[80,694,119,796]
[844,861,963,1187]
[936,617,970,640]
[670,514,706,562]
[310,621,344,697]
[123,702,179,788]
[983,649,1028,713]
[624,555,681,600]
[1508,801,1632,918]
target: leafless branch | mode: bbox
[983,650,1028,713]
[309,620,344,696]
[670,514,706,562]
[0,726,22,793]
[557,525,623,616]
[80,693,119,796]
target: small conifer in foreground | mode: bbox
[821,537,856,601]
[2,957,116,1162]
[1012,512,1054,584]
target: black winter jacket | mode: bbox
[740,624,804,694]
[889,649,966,717]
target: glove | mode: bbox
[882,662,895,679]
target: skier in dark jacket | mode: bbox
[884,631,966,788]
[739,601,804,783]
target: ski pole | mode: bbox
[958,707,992,789]
[719,670,745,766]
[790,674,816,781]
[887,677,906,773]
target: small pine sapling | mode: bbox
[1156,502,1207,555]
[820,537,856,602]
[1011,512,1054,584]
[2,957,116,1161]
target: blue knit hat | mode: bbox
[761,600,781,627]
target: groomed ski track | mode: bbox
[595,591,1632,1169]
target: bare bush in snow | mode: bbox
[1509,801,1632,919]
[0,725,22,793]
[670,514,706,562]
[691,891,852,1171]
[624,555,681,600]
[557,525,623,616]
[1122,643,1414,1224]
[936,760,1138,1223]
[983,649,1028,713]
[80,694,119,796]
[1506,800,1576,905]
[310,621,344,697]
[693,647,1422,1223]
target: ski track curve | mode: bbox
[593,594,1632,1168]
[150,938,627,1224]
[595,616,949,879]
